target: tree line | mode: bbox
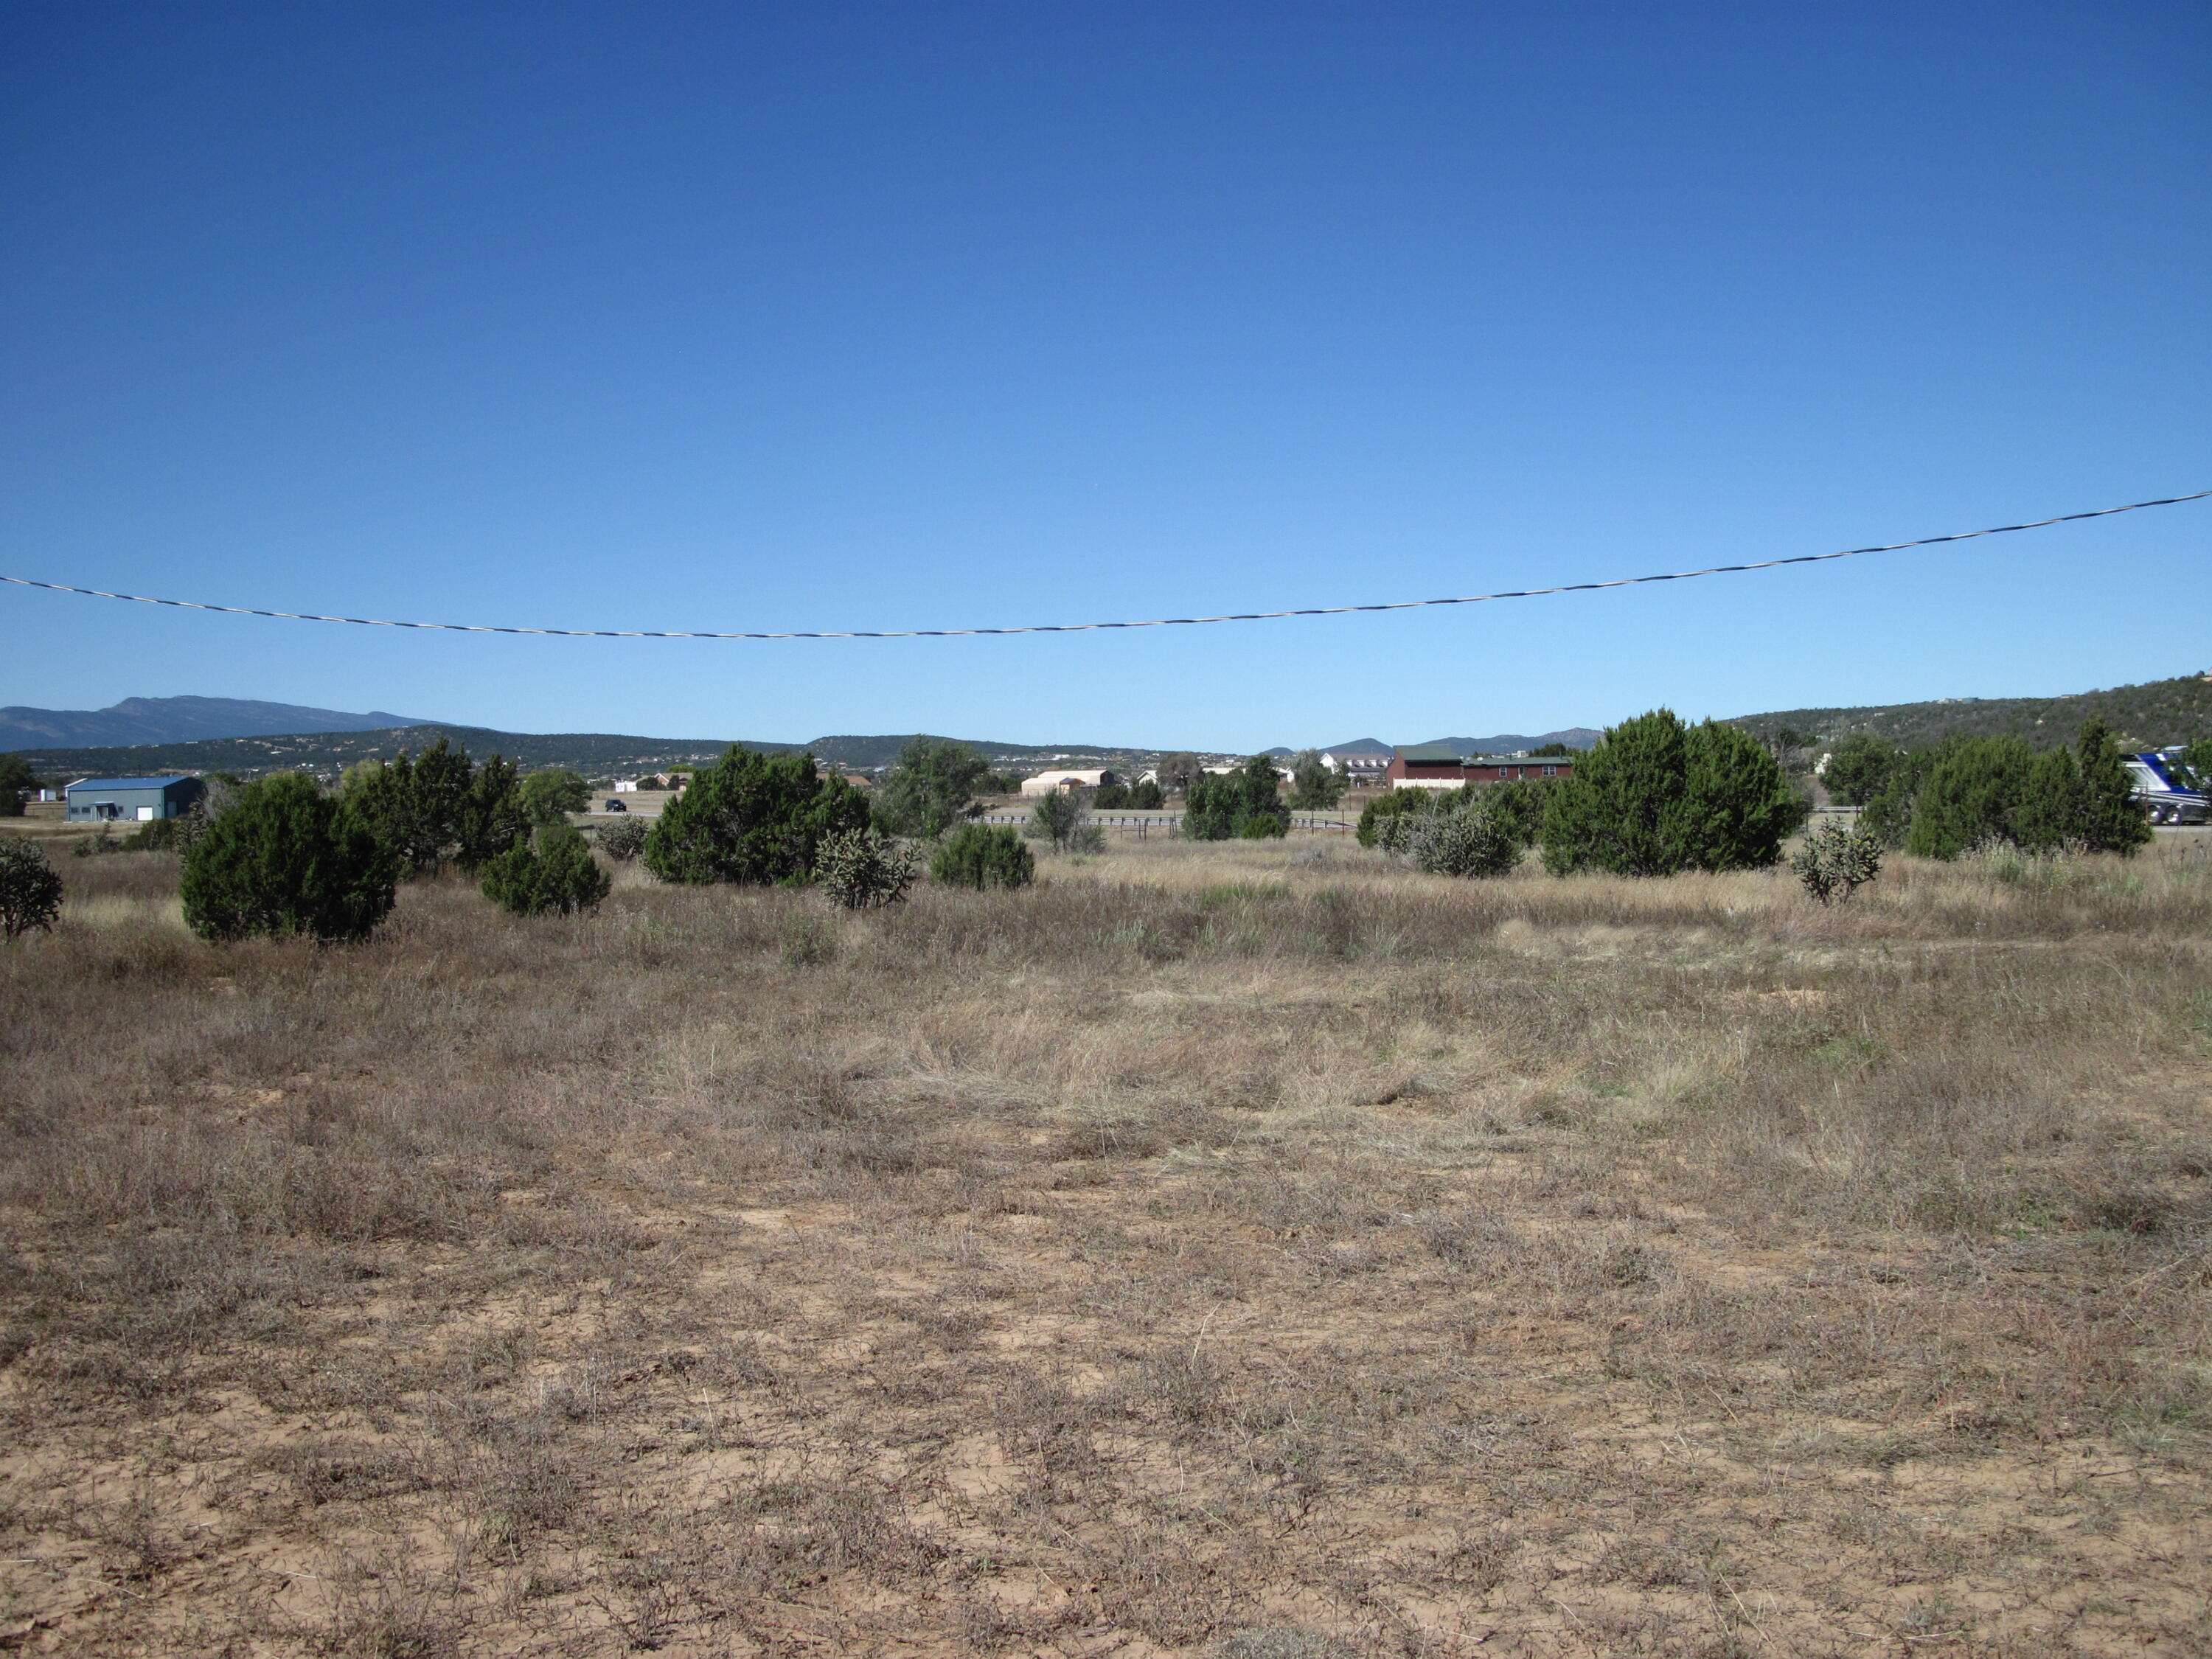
[1349,712,1810,880]
[1818,722,2160,859]
[3,712,2176,948]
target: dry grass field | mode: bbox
[2,834,2210,1657]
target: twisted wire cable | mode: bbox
[3,489,2203,641]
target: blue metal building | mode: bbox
[65,775,207,824]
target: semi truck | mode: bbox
[2127,749,2208,826]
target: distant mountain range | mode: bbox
[10,671,2201,785]
[0,695,436,748]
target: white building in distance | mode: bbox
[1020,768,1118,796]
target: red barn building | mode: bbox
[1385,744,1576,789]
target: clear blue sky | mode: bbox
[3,2,2206,751]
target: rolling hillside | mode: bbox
[4,726,1167,782]
[5,726,740,783]
[1732,671,2212,751]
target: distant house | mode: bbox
[66,775,206,823]
[1385,746,1573,790]
[1324,751,1391,782]
[613,779,640,793]
[1020,768,1117,796]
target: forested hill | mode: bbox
[1733,672,2212,751]
[4,726,1142,781]
[6,725,745,782]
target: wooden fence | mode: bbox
[978,812,1356,836]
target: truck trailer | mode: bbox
[2126,750,2208,826]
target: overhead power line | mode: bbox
[3,489,2205,641]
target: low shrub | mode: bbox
[931,824,1034,889]
[596,816,649,861]
[1407,801,1520,877]
[1356,790,1430,849]
[1028,792,1103,853]
[119,810,209,855]
[481,822,612,917]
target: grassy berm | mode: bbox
[2,837,2210,1658]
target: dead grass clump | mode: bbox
[308,1567,468,1659]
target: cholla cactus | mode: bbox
[813,828,919,911]
[1792,819,1884,905]
[0,839,63,939]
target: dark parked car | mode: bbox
[602,799,627,813]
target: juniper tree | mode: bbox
[0,754,38,818]
[1180,775,1239,841]
[1903,737,2036,860]
[519,767,592,825]
[2072,719,2153,856]
[1820,735,1902,807]
[1677,720,1809,872]
[930,824,1034,889]
[482,821,611,916]
[458,755,531,869]
[1158,753,1205,795]
[2010,746,2084,855]
[1026,789,1101,852]
[871,738,990,838]
[1287,749,1343,810]
[181,772,397,943]
[1231,754,1289,838]
[1540,710,1694,877]
[1540,710,1801,877]
[343,740,526,874]
[642,746,869,885]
